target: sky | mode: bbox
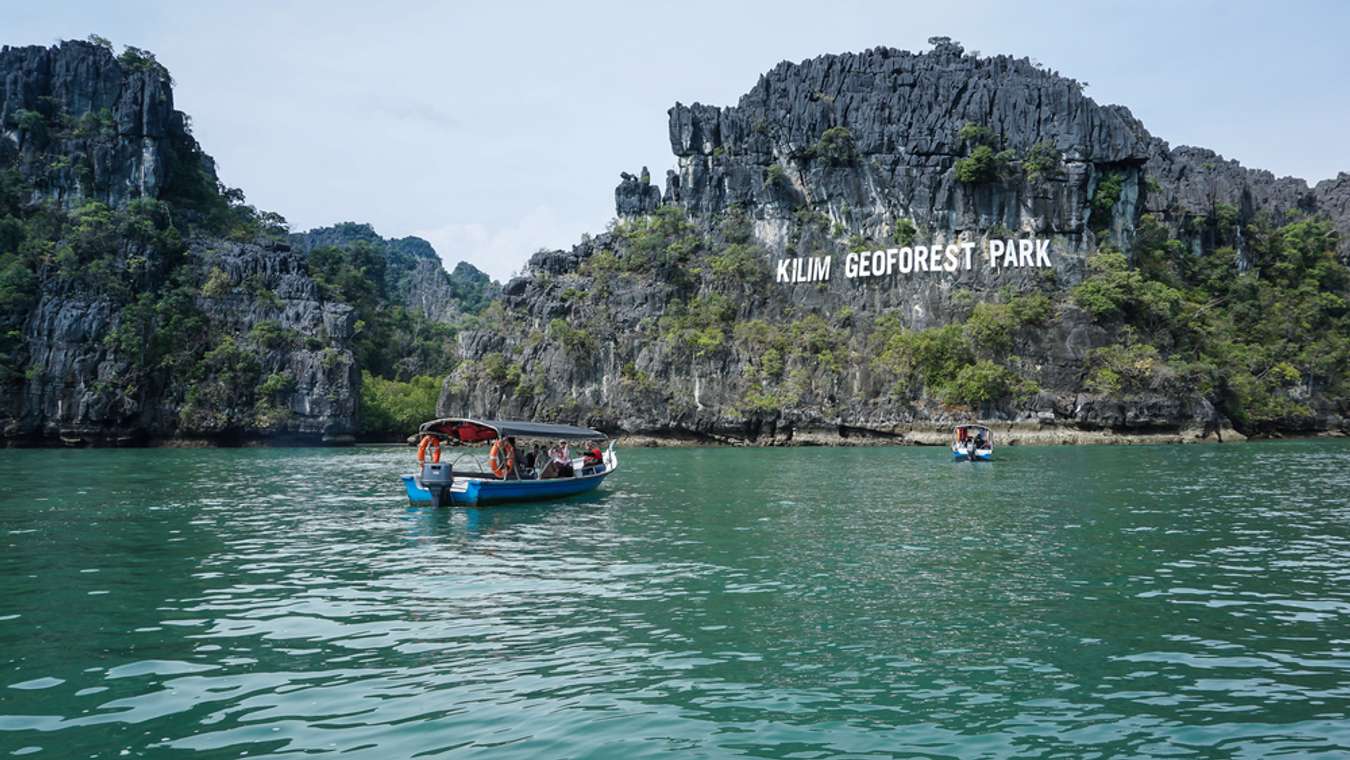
[8,1,1350,281]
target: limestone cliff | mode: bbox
[442,39,1349,443]
[0,40,482,445]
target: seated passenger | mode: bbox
[582,444,603,467]
[548,441,574,477]
[513,439,533,478]
[549,441,570,463]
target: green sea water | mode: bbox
[1,441,1348,758]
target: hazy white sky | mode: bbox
[9,1,1350,281]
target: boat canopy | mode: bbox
[953,423,992,442]
[419,417,605,443]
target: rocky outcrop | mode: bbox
[1314,173,1350,258]
[615,168,661,217]
[291,222,498,323]
[644,39,1346,264]
[1,40,195,209]
[445,235,1241,443]
[3,37,1342,446]
[663,40,1139,240]
[5,235,360,445]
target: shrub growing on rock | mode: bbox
[708,242,764,284]
[248,320,295,351]
[549,318,595,356]
[661,293,735,358]
[1008,292,1054,325]
[1090,171,1126,230]
[941,359,1027,407]
[957,122,997,149]
[1023,141,1062,182]
[964,302,1015,355]
[811,127,858,167]
[891,219,918,246]
[955,145,1016,184]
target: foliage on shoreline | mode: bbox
[6,41,1345,441]
[358,371,441,437]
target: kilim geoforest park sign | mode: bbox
[777,237,1054,284]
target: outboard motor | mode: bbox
[421,462,455,507]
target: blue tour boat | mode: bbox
[402,418,618,507]
[952,423,993,461]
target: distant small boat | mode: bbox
[402,418,618,507]
[952,423,993,461]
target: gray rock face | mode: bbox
[441,231,1203,442]
[615,168,661,217]
[1314,173,1350,259]
[662,43,1144,245]
[182,238,359,440]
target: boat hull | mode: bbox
[403,467,611,506]
[952,447,993,461]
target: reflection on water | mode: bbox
[1,441,1349,758]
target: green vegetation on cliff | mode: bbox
[954,123,1016,184]
[8,38,1348,445]
[1072,214,1348,431]
[305,240,458,380]
[809,127,858,167]
[0,175,193,382]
